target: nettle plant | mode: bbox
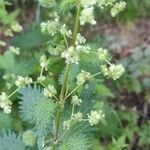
[0,0,126,149]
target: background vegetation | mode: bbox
[0,0,150,149]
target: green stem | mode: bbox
[54,3,81,141]
[8,88,20,99]
[72,4,81,46]
[59,64,70,101]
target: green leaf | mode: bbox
[96,84,114,98]
[59,133,91,150]
[0,131,25,150]
[94,102,123,137]
[109,135,128,150]
[0,112,12,133]
[0,51,16,72]
[11,27,49,50]
[19,84,56,136]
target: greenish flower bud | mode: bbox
[22,130,36,147]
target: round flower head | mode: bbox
[108,64,125,80]
[72,112,83,122]
[76,70,91,85]
[22,130,36,147]
[15,76,33,87]
[61,46,79,64]
[11,22,22,32]
[110,1,126,17]
[71,95,82,106]
[63,119,72,130]
[8,46,20,55]
[75,33,86,45]
[0,92,12,114]
[81,0,97,7]
[40,55,49,70]
[98,48,109,61]
[88,110,105,126]
[80,7,97,25]
[41,19,59,35]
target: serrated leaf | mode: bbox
[0,131,25,150]
[0,112,12,133]
[19,84,56,136]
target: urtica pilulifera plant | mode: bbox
[0,0,126,149]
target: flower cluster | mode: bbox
[71,95,82,106]
[61,46,79,64]
[97,48,109,61]
[110,1,126,17]
[63,119,72,130]
[0,40,6,47]
[80,7,96,25]
[75,33,91,54]
[60,24,72,37]
[41,19,59,36]
[0,92,12,114]
[11,22,22,32]
[40,55,49,70]
[72,112,83,122]
[15,76,33,87]
[80,0,126,25]
[76,70,91,85]
[81,0,97,7]
[43,84,57,98]
[22,130,36,147]
[8,46,20,55]
[88,110,105,126]
[97,0,115,8]
[75,33,86,45]
[101,64,125,80]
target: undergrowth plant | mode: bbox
[0,0,126,149]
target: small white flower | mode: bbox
[76,70,91,85]
[60,24,72,37]
[71,95,82,106]
[61,46,79,64]
[110,1,126,17]
[43,84,57,98]
[15,76,33,87]
[97,48,109,60]
[88,110,105,126]
[75,33,86,45]
[40,19,59,36]
[72,112,83,122]
[108,64,125,80]
[76,45,91,53]
[9,46,20,55]
[0,92,12,114]
[63,119,71,130]
[3,105,12,114]
[81,0,97,7]
[11,22,22,32]
[97,0,115,8]
[80,7,97,25]
[0,40,6,47]
[40,55,49,70]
